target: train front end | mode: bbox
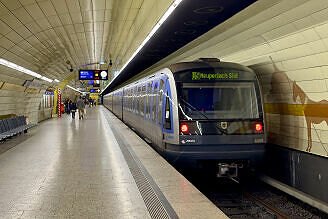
[167,61,266,177]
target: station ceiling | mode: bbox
[0,0,257,90]
[103,0,257,94]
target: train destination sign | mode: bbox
[174,69,256,82]
[79,70,108,80]
[191,72,239,80]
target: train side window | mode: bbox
[146,82,152,119]
[131,87,134,112]
[125,89,129,111]
[137,86,141,114]
[152,81,158,122]
[164,93,171,130]
[158,79,164,125]
[134,87,137,113]
[122,91,126,110]
[126,89,128,111]
[140,85,146,116]
[130,88,133,111]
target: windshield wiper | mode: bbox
[179,98,209,119]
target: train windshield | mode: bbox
[177,82,259,120]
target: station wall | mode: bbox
[220,0,328,159]
[0,65,51,124]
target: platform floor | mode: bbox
[0,106,227,218]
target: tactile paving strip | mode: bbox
[102,110,179,219]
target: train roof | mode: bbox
[168,59,253,74]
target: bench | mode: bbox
[0,116,36,141]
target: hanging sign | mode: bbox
[79,70,108,80]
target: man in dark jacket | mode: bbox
[70,102,77,119]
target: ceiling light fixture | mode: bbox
[101,0,183,94]
[54,79,60,83]
[0,58,53,83]
[66,85,82,93]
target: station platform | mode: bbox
[0,106,227,218]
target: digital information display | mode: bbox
[191,72,239,80]
[174,69,256,82]
[79,70,108,80]
[79,70,94,80]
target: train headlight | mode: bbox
[255,123,263,132]
[181,124,189,133]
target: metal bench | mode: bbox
[0,116,36,141]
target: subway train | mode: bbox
[103,58,266,177]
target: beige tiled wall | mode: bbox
[0,64,53,124]
[221,0,328,157]
[0,87,44,124]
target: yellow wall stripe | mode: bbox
[264,103,328,118]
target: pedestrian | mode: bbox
[76,96,86,119]
[70,102,77,119]
[68,100,72,114]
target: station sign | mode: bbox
[79,70,108,80]
[90,89,101,93]
[44,91,54,95]
[90,93,99,98]
[87,80,100,86]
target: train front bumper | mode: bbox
[163,143,266,167]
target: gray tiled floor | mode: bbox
[0,107,150,218]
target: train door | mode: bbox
[162,77,174,148]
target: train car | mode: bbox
[103,58,266,177]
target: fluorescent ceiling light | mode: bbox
[54,79,60,83]
[66,85,82,93]
[120,0,183,73]
[0,58,53,83]
[101,0,183,94]
[41,76,53,83]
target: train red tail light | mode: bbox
[180,124,189,133]
[255,123,263,132]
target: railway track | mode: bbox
[179,169,327,219]
[243,192,290,219]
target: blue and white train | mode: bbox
[103,58,266,177]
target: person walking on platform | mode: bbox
[76,96,85,119]
[89,97,93,107]
[70,102,77,119]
